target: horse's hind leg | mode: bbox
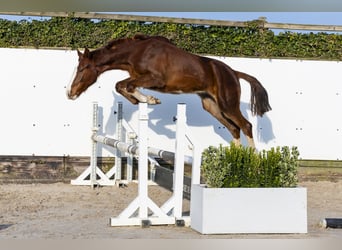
[200,94,255,147]
[221,108,255,148]
[209,59,255,147]
[200,94,241,145]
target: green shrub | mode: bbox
[201,143,299,188]
[1,17,342,60]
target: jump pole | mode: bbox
[92,134,192,166]
[110,103,189,227]
[320,218,342,229]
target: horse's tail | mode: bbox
[235,71,272,116]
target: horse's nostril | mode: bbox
[66,89,76,100]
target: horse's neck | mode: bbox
[94,47,131,73]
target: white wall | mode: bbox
[0,48,341,160]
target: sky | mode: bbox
[117,12,342,26]
[1,12,342,31]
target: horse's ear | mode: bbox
[83,48,90,57]
[77,48,90,58]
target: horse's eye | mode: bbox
[79,64,90,72]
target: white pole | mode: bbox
[90,102,99,187]
[115,102,123,181]
[191,146,202,185]
[173,103,186,218]
[185,127,202,185]
[138,102,149,219]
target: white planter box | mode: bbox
[190,184,307,234]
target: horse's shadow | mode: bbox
[103,91,275,146]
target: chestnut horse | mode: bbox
[67,34,271,147]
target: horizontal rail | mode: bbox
[1,12,342,32]
[92,134,192,165]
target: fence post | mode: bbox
[173,103,186,218]
[115,102,123,182]
[90,101,99,187]
[137,102,149,219]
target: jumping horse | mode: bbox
[67,34,271,147]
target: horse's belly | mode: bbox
[164,75,207,94]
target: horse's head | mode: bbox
[67,48,99,100]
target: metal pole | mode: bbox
[92,134,193,165]
[126,132,135,182]
[126,135,134,182]
[320,218,342,229]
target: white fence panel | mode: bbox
[0,48,341,160]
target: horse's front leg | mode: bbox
[131,89,161,104]
[115,78,161,105]
[115,78,140,104]
[126,75,163,105]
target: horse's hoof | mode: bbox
[147,96,161,105]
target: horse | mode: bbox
[67,34,271,147]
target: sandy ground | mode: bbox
[0,180,341,239]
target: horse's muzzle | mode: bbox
[66,89,78,100]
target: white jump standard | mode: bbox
[71,101,200,227]
[71,102,115,186]
[71,101,195,187]
[110,103,190,227]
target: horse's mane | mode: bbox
[104,34,173,50]
[133,34,173,44]
[105,37,131,49]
